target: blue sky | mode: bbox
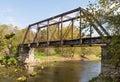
[0,0,98,29]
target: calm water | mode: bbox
[0,61,101,82]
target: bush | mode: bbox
[0,56,18,66]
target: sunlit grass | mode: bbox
[34,55,46,60]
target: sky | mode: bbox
[0,0,98,29]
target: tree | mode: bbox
[0,24,19,56]
[86,0,120,69]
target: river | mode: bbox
[0,61,101,82]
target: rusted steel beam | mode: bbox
[37,16,80,29]
[79,9,82,44]
[50,19,58,23]
[33,26,40,43]
[47,20,49,45]
[62,21,72,40]
[92,16,110,36]
[22,7,110,45]
[71,19,74,39]
[60,16,63,45]
[49,26,57,41]
[29,7,81,27]
[57,23,60,40]
[22,36,110,48]
[82,8,110,36]
[64,15,72,19]
[81,9,104,37]
[22,25,31,44]
[90,26,92,44]
[38,28,41,42]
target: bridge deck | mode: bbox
[21,36,111,48]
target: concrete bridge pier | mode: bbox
[18,46,35,64]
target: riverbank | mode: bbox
[89,70,120,82]
[25,55,100,65]
[89,63,120,82]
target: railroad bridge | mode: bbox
[18,7,111,63]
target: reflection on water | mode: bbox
[80,61,101,82]
[0,61,101,82]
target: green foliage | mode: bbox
[106,14,120,34]
[97,0,120,68]
[0,53,18,66]
[44,48,56,56]
[89,77,98,82]
[5,32,15,40]
[99,0,118,6]
[81,47,91,56]
[34,46,101,59]
[0,24,17,53]
[34,55,46,60]
[108,35,120,68]
[87,0,120,68]
[35,51,45,56]
[8,57,18,65]
[34,51,46,60]
[0,53,4,59]
[0,56,18,66]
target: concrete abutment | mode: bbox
[18,46,35,64]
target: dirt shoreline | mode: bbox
[26,55,101,66]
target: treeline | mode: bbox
[35,47,101,57]
[0,24,101,58]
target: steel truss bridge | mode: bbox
[21,7,111,48]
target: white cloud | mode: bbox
[0,8,13,13]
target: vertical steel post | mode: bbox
[36,28,41,46]
[79,8,82,44]
[61,16,63,45]
[90,25,92,45]
[57,23,60,40]
[90,26,92,38]
[47,20,49,45]
[33,24,39,43]
[71,19,74,39]
[39,28,41,42]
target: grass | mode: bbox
[34,55,62,61]
[0,53,4,60]
[34,51,63,61]
[34,55,46,60]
